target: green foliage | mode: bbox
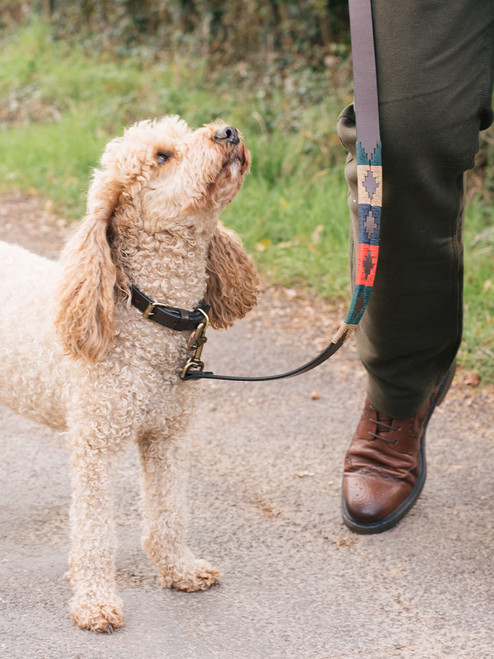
[0,0,350,63]
[0,19,493,383]
[222,166,350,296]
[462,198,494,382]
[0,19,352,211]
[0,21,352,297]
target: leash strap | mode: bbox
[182,0,381,382]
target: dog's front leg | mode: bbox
[68,433,124,633]
[138,428,220,592]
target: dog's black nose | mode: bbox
[214,125,240,145]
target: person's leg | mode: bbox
[339,0,494,532]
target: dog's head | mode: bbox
[55,116,258,363]
[93,116,251,235]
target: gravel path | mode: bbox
[0,193,493,658]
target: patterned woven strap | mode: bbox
[331,0,381,347]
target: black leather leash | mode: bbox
[133,0,382,383]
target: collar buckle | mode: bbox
[143,299,166,320]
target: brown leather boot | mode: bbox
[342,365,455,534]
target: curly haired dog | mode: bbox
[0,116,258,632]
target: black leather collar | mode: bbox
[130,285,209,332]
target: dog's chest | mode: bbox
[112,314,190,385]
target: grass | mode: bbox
[462,197,494,382]
[1,20,493,383]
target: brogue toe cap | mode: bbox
[343,471,413,523]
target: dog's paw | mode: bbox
[70,598,125,633]
[160,559,221,592]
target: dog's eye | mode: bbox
[157,151,172,164]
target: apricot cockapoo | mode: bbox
[0,116,258,631]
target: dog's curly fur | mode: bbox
[0,116,258,632]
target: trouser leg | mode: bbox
[338,0,494,418]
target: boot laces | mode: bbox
[367,406,401,444]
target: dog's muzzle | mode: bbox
[214,125,240,145]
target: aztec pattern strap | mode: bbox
[334,0,381,344]
[182,0,381,382]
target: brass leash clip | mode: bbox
[180,308,209,379]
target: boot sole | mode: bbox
[341,363,456,534]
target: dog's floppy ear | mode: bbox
[205,222,259,329]
[55,168,123,363]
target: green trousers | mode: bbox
[338,0,494,417]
